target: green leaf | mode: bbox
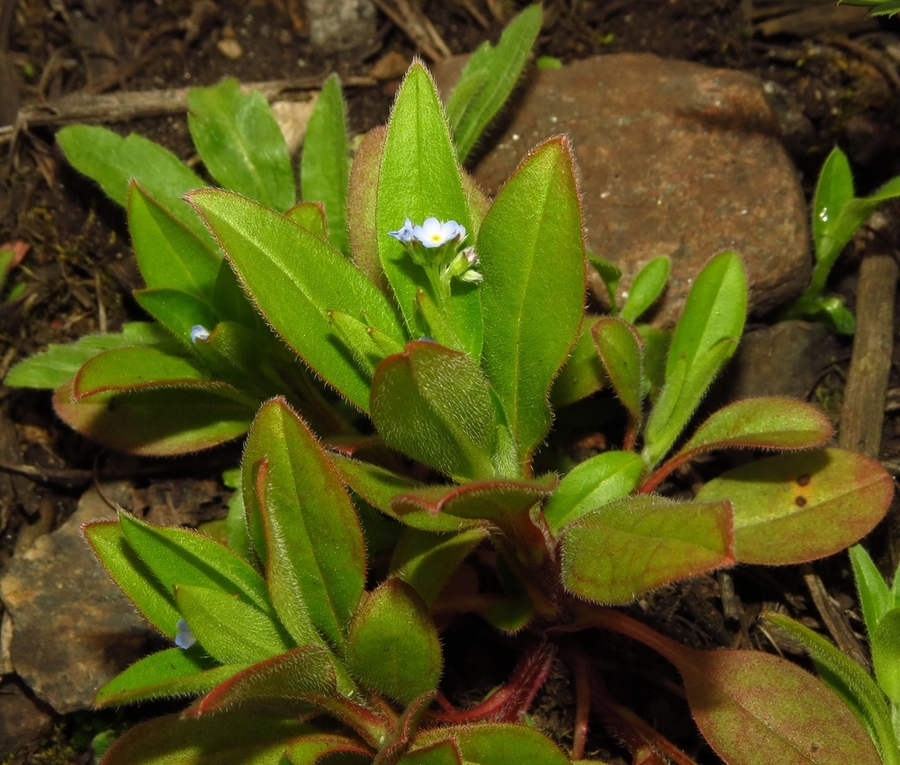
[97,709,313,765]
[188,189,406,411]
[812,147,855,278]
[284,202,327,239]
[57,125,211,245]
[645,397,834,491]
[135,288,219,347]
[175,584,292,665]
[72,346,215,398]
[285,734,373,765]
[550,315,607,407]
[872,608,900,705]
[301,74,350,255]
[4,323,171,389]
[83,519,181,637]
[328,309,404,378]
[54,379,255,455]
[390,527,488,606]
[643,251,747,466]
[761,611,899,765]
[409,724,570,765]
[791,294,857,336]
[561,495,734,604]
[592,317,643,429]
[118,511,275,616]
[589,254,622,313]
[96,648,244,707]
[696,448,894,565]
[188,78,295,211]
[347,126,388,293]
[329,454,477,533]
[128,183,222,299]
[397,739,463,765]
[370,341,498,481]
[446,5,543,163]
[192,645,339,716]
[478,137,586,466]
[619,256,670,324]
[242,398,365,648]
[346,579,441,704]
[376,63,479,356]
[542,450,644,535]
[392,477,555,572]
[849,545,892,639]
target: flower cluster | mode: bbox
[388,217,483,285]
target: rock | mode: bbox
[0,483,157,714]
[715,320,843,402]
[305,0,377,53]
[0,676,53,756]
[432,54,811,326]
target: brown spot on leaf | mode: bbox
[795,496,808,507]
[796,474,811,487]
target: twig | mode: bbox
[802,565,871,671]
[838,251,898,457]
[371,0,448,61]
[0,73,377,144]
[817,32,900,93]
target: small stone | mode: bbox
[271,98,318,156]
[216,38,244,60]
[0,676,53,756]
[432,54,811,326]
[0,483,157,714]
[714,320,842,402]
[370,50,410,81]
[305,0,376,53]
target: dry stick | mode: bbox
[0,74,377,141]
[839,251,899,457]
[811,248,900,668]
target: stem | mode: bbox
[570,652,591,761]
[637,450,694,494]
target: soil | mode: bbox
[2,1,900,763]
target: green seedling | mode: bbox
[839,0,900,16]
[782,146,900,333]
[760,544,900,764]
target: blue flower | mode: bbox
[190,325,211,344]
[413,218,467,249]
[175,618,197,650]
[388,218,416,242]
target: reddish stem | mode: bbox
[638,450,697,494]
[569,652,591,761]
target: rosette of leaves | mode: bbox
[84,396,571,765]
[4,6,542,456]
[81,53,895,763]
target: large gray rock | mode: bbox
[0,484,156,714]
[434,54,811,325]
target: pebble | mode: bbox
[305,0,377,53]
[0,483,157,714]
[433,53,812,325]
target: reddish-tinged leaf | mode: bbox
[696,448,894,565]
[643,397,833,494]
[54,379,255,455]
[285,734,373,765]
[97,709,313,765]
[560,495,734,604]
[191,645,337,716]
[392,477,555,569]
[396,739,463,765]
[329,453,476,533]
[242,398,365,648]
[348,126,387,292]
[588,608,882,765]
[409,724,570,765]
